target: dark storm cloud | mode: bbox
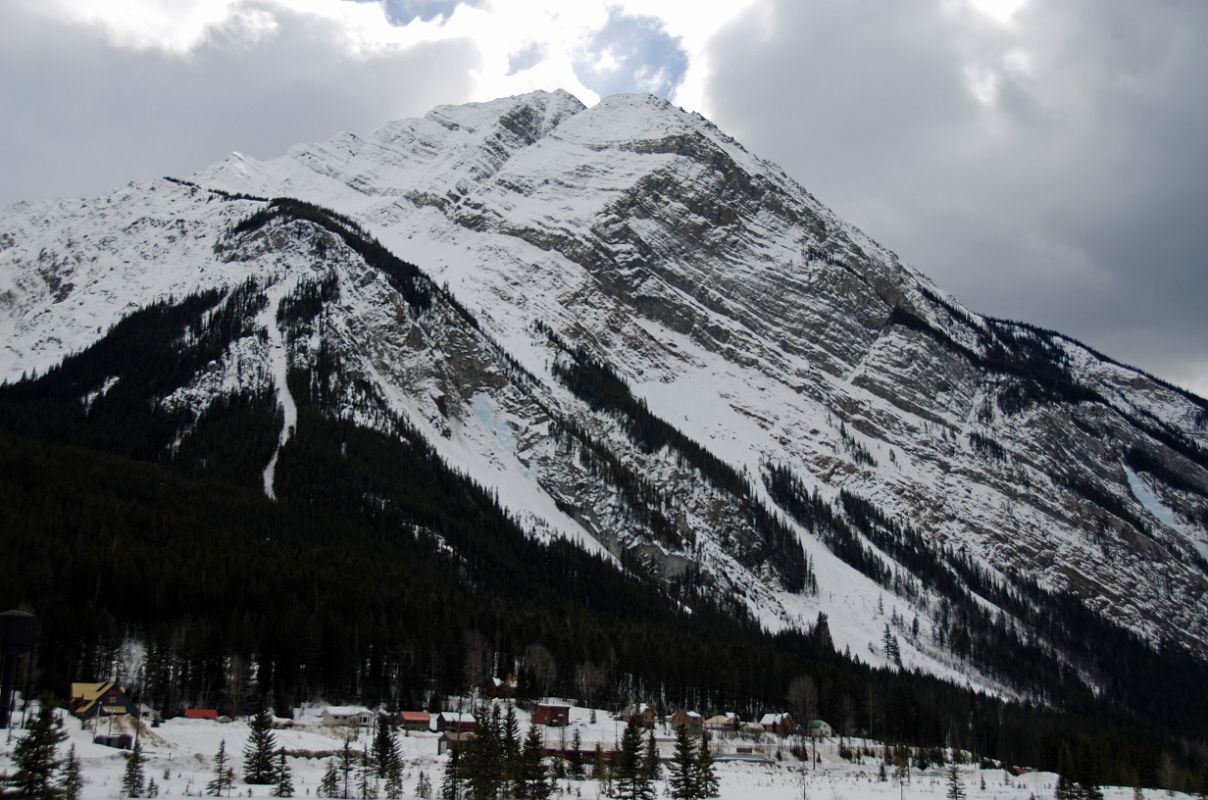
[0,2,479,205]
[573,9,688,100]
[704,0,1208,395]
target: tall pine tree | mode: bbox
[207,740,235,798]
[123,738,147,798]
[273,749,295,798]
[668,723,697,799]
[610,718,653,800]
[695,729,719,799]
[8,700,67,800]
[244,706,278,784]
[517,723,550,800]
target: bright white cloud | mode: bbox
[17,0,752,111]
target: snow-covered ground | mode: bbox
[0,701,1183,800]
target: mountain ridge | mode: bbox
[1,89,1206,686]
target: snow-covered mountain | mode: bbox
[2,90,1207,693]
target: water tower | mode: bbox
[0,610,38,728]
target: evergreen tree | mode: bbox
[9,701,67,800]
[207,740,235,798]
[593,743,608,789]
[695,729,719,799]
[642,729,660,783]
[502,703,521,792]
[440,747,462,800]
[668,724,697,799]
[123,739,148,798]
[611,718,653,800]
[245,706,279,784]
[946,765,966,800]
[384,757,403,800]
[569,728,585,780]
[357,746,377,800]
[319,761,339,799]
[339,739,355,800]
[62,744,83,800]
[373,715,402,779]
[146,778,159,797]
[517,723,550,800]
[415,770,432,800]
[464,708,501,800]
[273,749,295,798]
[1055,742,1080,800]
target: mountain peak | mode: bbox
[425,89,585,137]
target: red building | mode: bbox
[400,711,431,731]
[184,708,219,721]
[532,704,571,727]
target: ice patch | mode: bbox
[1123,465,1178,529]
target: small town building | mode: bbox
[400,711,431,732]
[436,711,477,733]
[438,731,477,755]
[323,706,375,727]
[488,674,519,699]
[806,719,833,738]
[532,703,571,727]
[69,682,138,719]
[759,712,796,736]
[617,703,656,728]
[704,712,738,732]
[184,708,219,721]
[669,710,704,736]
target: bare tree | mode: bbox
[787,675,819,771]
[574,662,608,709]
[463,631,491,696]
[523,644,557,699]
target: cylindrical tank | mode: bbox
[0,610,38,729]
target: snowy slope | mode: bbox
[2,90,1207,680]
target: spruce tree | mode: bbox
[273,749,295,798]
[62,744,83,800]
[244,706,279,784]
[440,747,461,800]
[464,708,502,800]
[123,738,147,798]
[339,739,355,800]
[1055,742,1080,800]
[373,715,402,779]
[318,761,339,799]
[611,718,653,800]
[695,729,719,799]
[207,740,235,797]
[518,723,550,800]
[384,759,403,800]
[946,764,966,800]
[593,743,608,789]
[502,703,521,792]
[569,728,585,780]
[642,729,660,784]
[668,724,696,799]
[414,770,431,800]
[9,701,67,800]
[357,746,377,800]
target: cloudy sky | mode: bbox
[2,0,1205,396]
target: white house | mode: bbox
[323,706,375,727]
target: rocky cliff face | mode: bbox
[2,90,1206,687]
